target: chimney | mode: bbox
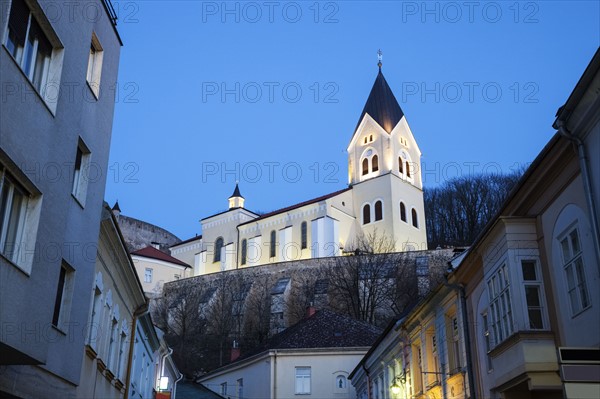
[230,340,241,362]
[305,303,316,318]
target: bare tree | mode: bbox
[154,281,207,377]
[327,231,400,326]
[286,268,324,324]
[242,271,273,348]
[425,172,522,248]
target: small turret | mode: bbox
[228,183,245,209]
[111,200,121,217]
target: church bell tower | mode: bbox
[348,52,427,251]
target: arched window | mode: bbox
[363,137,367,144]
[301,221,307,249]
[241,239,247,265]
[412,209,418,228]
[214,237,224,262]
[336,375,347,389]
[400,202,407,222]
[363,204,371,225]
[369,134,373,142]
[362,158,369,176]
[269,230,276,258]
[406,161,411,178]
[374,201,383,221]
[371,155,379,172]
[398,157,403,174]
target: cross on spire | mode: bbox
[377,49,383,70]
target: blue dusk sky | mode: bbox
[104,1,599,240]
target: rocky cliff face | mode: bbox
[116,213,181,252]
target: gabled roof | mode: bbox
[177,380,225,399]
[354,69,404,135]
[169,234,202,248]
[238,187,352,226]
[130,245,191,268]
[244,309,381,357]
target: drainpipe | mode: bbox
[173,370,184,399]
[270,350,278,399]
[160,347,173,381]
[124,302,149,399]
[443,280,476,399]
[556,121,600,275]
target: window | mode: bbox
[559,227,590,315]
[362,204,371,224]
[52,261,74,330]
[72,140,92,206]
[398,157,403,174]
[482,312,493,371]
[363,137,368,144]
[214,237,224,262]
[88,281,103,348]
[301,221,307,249]
[269,230,276,258]
[5,0,52,92]
[237,378,244,399]
[144,268,153,283]
[374,200,383,221]
[295,367,311,394]
[369,134,373,142]
[400,202,406,222]
[412,344,423,394]
[406,161,411,178]
[521,260,545,329]
[107,313,119,370]
[241,238,247,265]
[371,155,379,172]
[447,315,461,373]
[336,375,347,389]
[221,382,227,396]
[411,208,418,228]
[430,334,439,384]
[487,263,513,347]
[0,168,28,264]
[86,33,104,98]
[117,329,127,381]
[362,158,369,176]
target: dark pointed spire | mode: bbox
[112,200,121,212]
[229,183,243,199]
[354,64,404,135]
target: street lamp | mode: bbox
[159,376,169,390]
[390,370,407,396]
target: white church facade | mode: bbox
[170,64,428,275]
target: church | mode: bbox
[171,61,428,275]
